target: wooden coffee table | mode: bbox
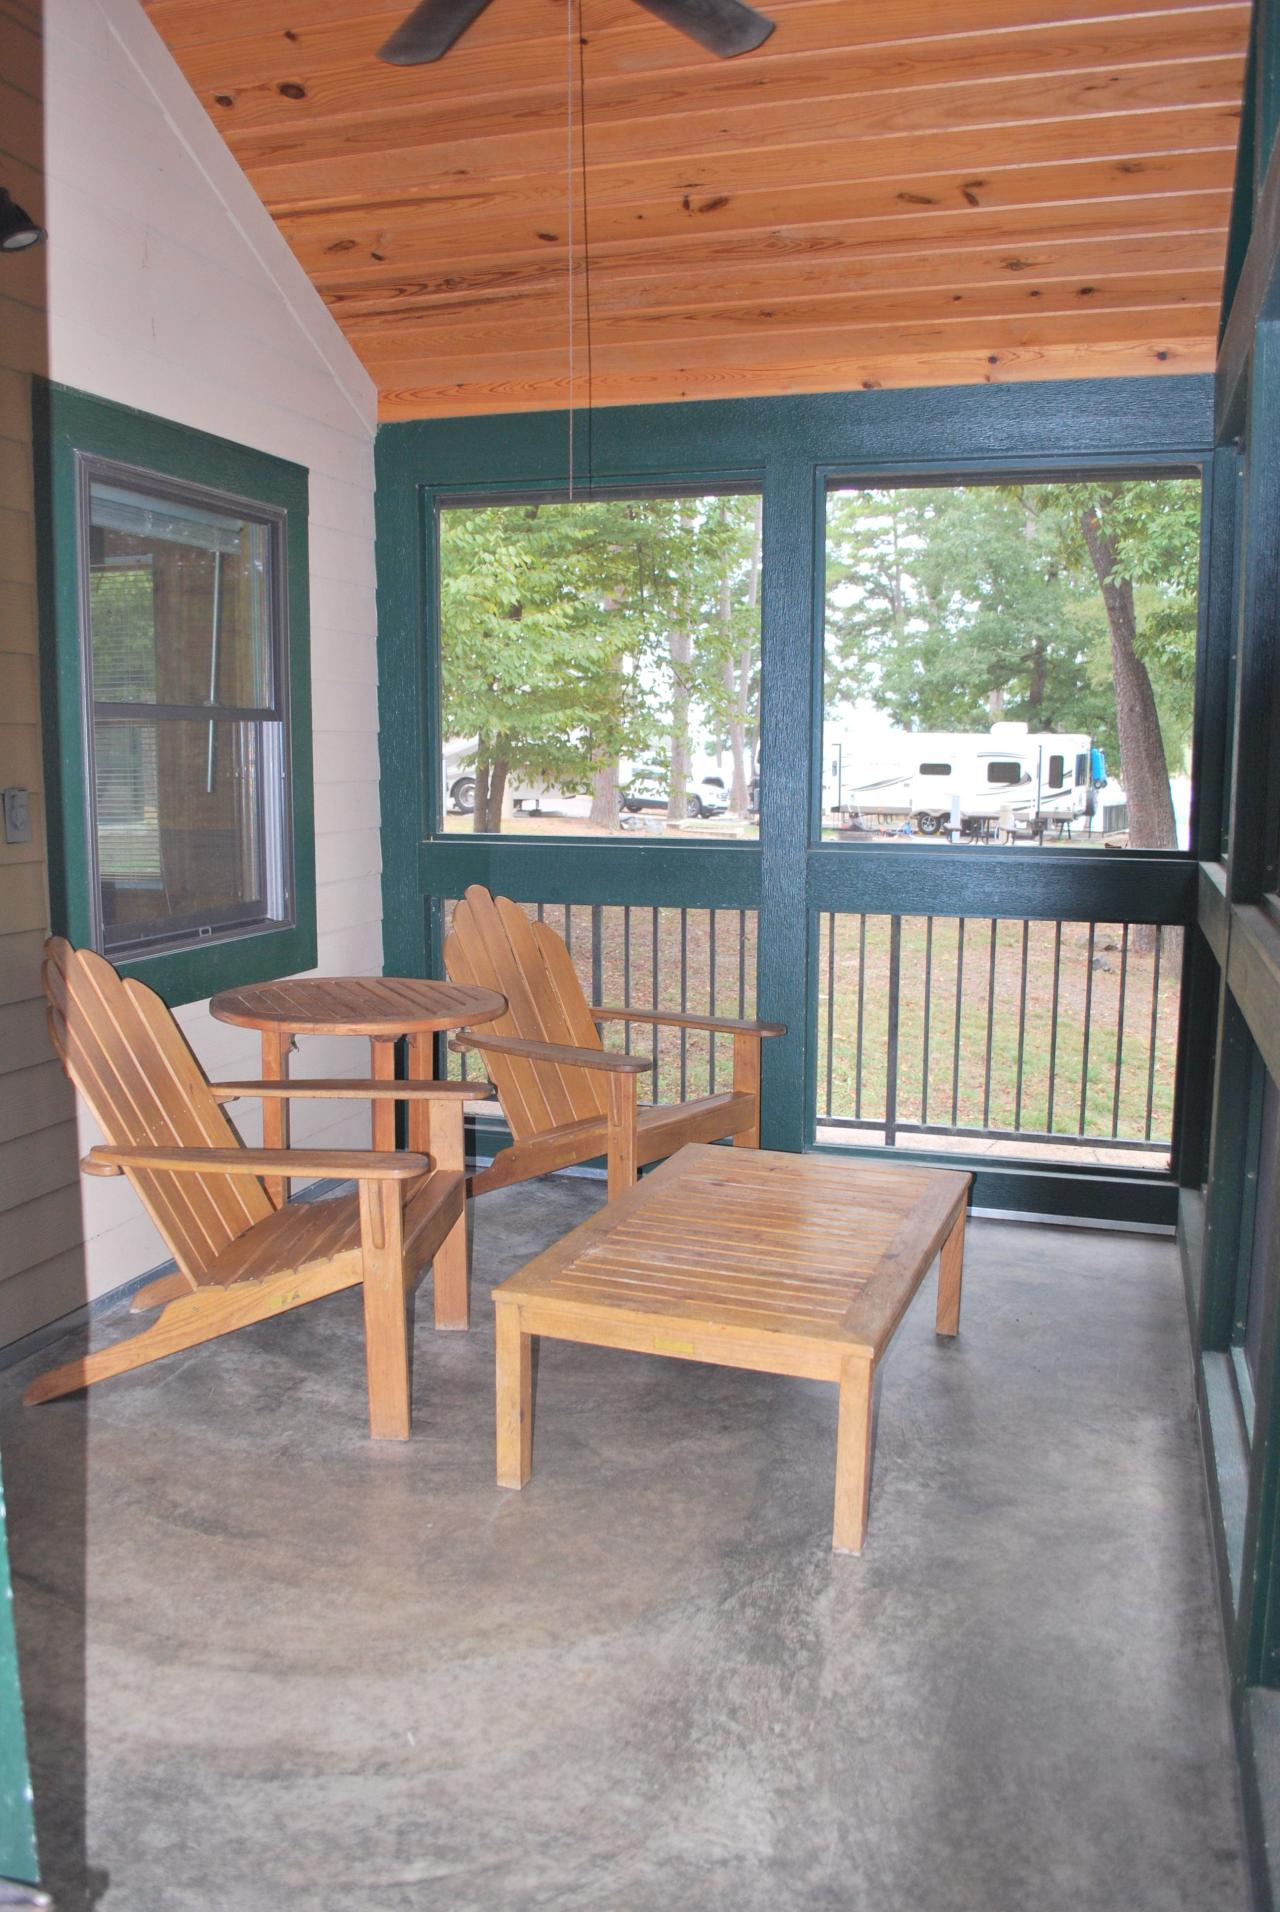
[492,1145,971,1553]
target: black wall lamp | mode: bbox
[0,188,45,252]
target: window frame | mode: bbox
[36,383,316,1006]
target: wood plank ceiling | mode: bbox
[144,0,1248,419]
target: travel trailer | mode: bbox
[835,724,1107,836]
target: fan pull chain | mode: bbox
[577,0,595,491]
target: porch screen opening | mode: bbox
[81,464,292,957]
[823,476,1201,850]
[436,492,762,839]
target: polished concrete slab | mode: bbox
[0,1179,1250,1912]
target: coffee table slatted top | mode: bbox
[508,1146,970,1357]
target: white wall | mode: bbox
[5,0,384,1331]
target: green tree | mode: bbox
[824,479,1200,848]
[439,493,763,832]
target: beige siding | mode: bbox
[24,0,381,1325]
[0,0,383,1348]
[0,0,78,1343]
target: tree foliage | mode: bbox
[438,494,762,830]
[824,478,1200,782]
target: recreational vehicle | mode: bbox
[836,724,1107,837]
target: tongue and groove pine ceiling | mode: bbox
[143,0,1248,419]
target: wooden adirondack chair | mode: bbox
[27,940,491,1438]
[443,886,785,1199]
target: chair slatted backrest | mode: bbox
[43,940,272,1281]
[443,887,609,1138]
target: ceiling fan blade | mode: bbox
[630,0,775,57]
[377,0,496,64]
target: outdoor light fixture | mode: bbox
[0,188,45,252]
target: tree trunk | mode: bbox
[590,759,620,830]
[724,655,749,813]
[473,745,509,833]
[728,496,763,813]
[668,622,692,823]
[1079,504,1178,852]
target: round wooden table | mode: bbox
[210,976,505,1203]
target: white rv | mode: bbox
[837,724,1107,836]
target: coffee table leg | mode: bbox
[936,1204,967,1338]
[495,1303,532,1488]
[833,1353,874,1554]
[408,1032,469,1331]
[260,1029,290,1210]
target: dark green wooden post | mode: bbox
[0,1460,38,1892]
[756,458,815,1152]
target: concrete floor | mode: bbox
[0,1178,1251,1912]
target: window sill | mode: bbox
[114,918,317,1009]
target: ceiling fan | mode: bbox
[378,0,775,64]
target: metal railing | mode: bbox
[443,900,758,1104]
[816,913,1180,1159]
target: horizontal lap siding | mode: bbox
[0,17,72,1348]
[0,0,383,1341]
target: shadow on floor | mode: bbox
[1,1180,1251,1912]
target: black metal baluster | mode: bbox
[825,913,836,1120]
[921,916,933,1128]
[855,914,867,1120]
[709,909,718,1092]
[1014,919,1029,1132]
[738,909,747,1018]
[886,916,902,1146]
[623,905,633,1056]
[1112,922,1130,1139]
[1145,927,1163,1141]
[951,918,966,1128]
[982,917,997,1129]
[591,904,604,1014]
[1047,921,1063,1132]
[679,907,689,1100]
[1079,923,1096,1133]
[652,906,661,1101]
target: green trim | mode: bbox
[377,375,1213,1216]
[34,383,316,1007]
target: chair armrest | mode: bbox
[211,1079,492,1103]
[450,1033,652,1075]
[84,1145,430,1182]
[590,1005,786,1038]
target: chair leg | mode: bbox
[606,1072,639,1199]
[408,1049,469,1331]
[833,1354,874,1554]
[936,1203,966,1337]
[359,1180,411,1440]
[732,1031,761,1147]
[495,1302,533,1488]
